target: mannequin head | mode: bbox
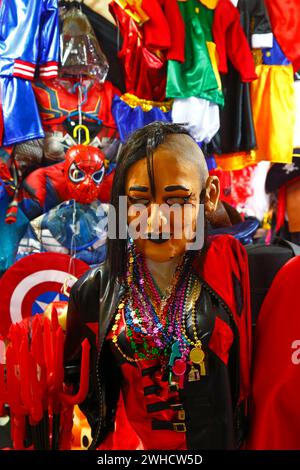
[108,122,219,277]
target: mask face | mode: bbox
[64,145,105,204]
[125,146,203,262]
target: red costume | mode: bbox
[109,1,167,101]
[247,256,300,449]
[212,0,257,82]
[64,145,106,204]
[33,79,119,134]
[65,235,252,450]
[142,0,185,62]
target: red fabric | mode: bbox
[92,235,251,450]
[208,316,234,366]
[212,0,257,82]
[106,235,251,450]
[275,185,286,233]
[247,257,300,449]
[210,166,255,210]
[33,79,119,131]
[142,0,185,62]
[104,314,186,450]
[195,235,252,405]
[109,1,167,101]
[23,161,113,207]
[99,393,143,450]
[264,0,300,72]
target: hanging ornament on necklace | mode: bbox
[188,279,206,379]
[172,359,186,389]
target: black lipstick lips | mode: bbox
[145,233,171,244]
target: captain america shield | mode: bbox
[0,253,89,338]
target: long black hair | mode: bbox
[107,121,201,281]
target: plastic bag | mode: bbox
[60,6,109,82]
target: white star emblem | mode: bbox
[35,293,61,312]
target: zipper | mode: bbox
[88,332,105,449]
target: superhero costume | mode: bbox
[32,78,121,166]
[0,0,59,145]
[64,235,251,449]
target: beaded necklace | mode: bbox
[111,239,206,385]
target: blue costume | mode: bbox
[0,0,59,145]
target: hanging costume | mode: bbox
[19,158,113,221]
[17,201,108,267]
[32,78,121,162]
[64,235,251,450]
[212,0,257,83]
[112,94,172,143]
[0,0,59,145]
[250,38,295,164]
[109,0,185,101]
[264,0,300,72]
[171,97,220,143]
[141,0,185,63]
[294,75,300,150]
[166,0,223,106]
[166,0,223,144]
[209,0,273,159]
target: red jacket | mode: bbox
[197,234,252,405]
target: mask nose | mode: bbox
[147,204,168,234]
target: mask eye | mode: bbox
[92,167,105,184]
[69,162,85,183]
[165,196,190,206]
[128,196,150,206]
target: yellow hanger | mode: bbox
[73,124,90,145]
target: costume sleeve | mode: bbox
[231,238,252,407]
[161,0,185,62]
[142,0,185,62]
[251,0,273,48]
[213,0,257,82]
[38,0,60,79]
[142,0,171,53]
[264,0,300,71]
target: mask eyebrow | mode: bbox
[164,185,190,192]
[129,185,149,192]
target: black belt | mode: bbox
[147,399,183,413]
[143,384,161,396]
[151,419,186,433]
[141,365,161,376]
